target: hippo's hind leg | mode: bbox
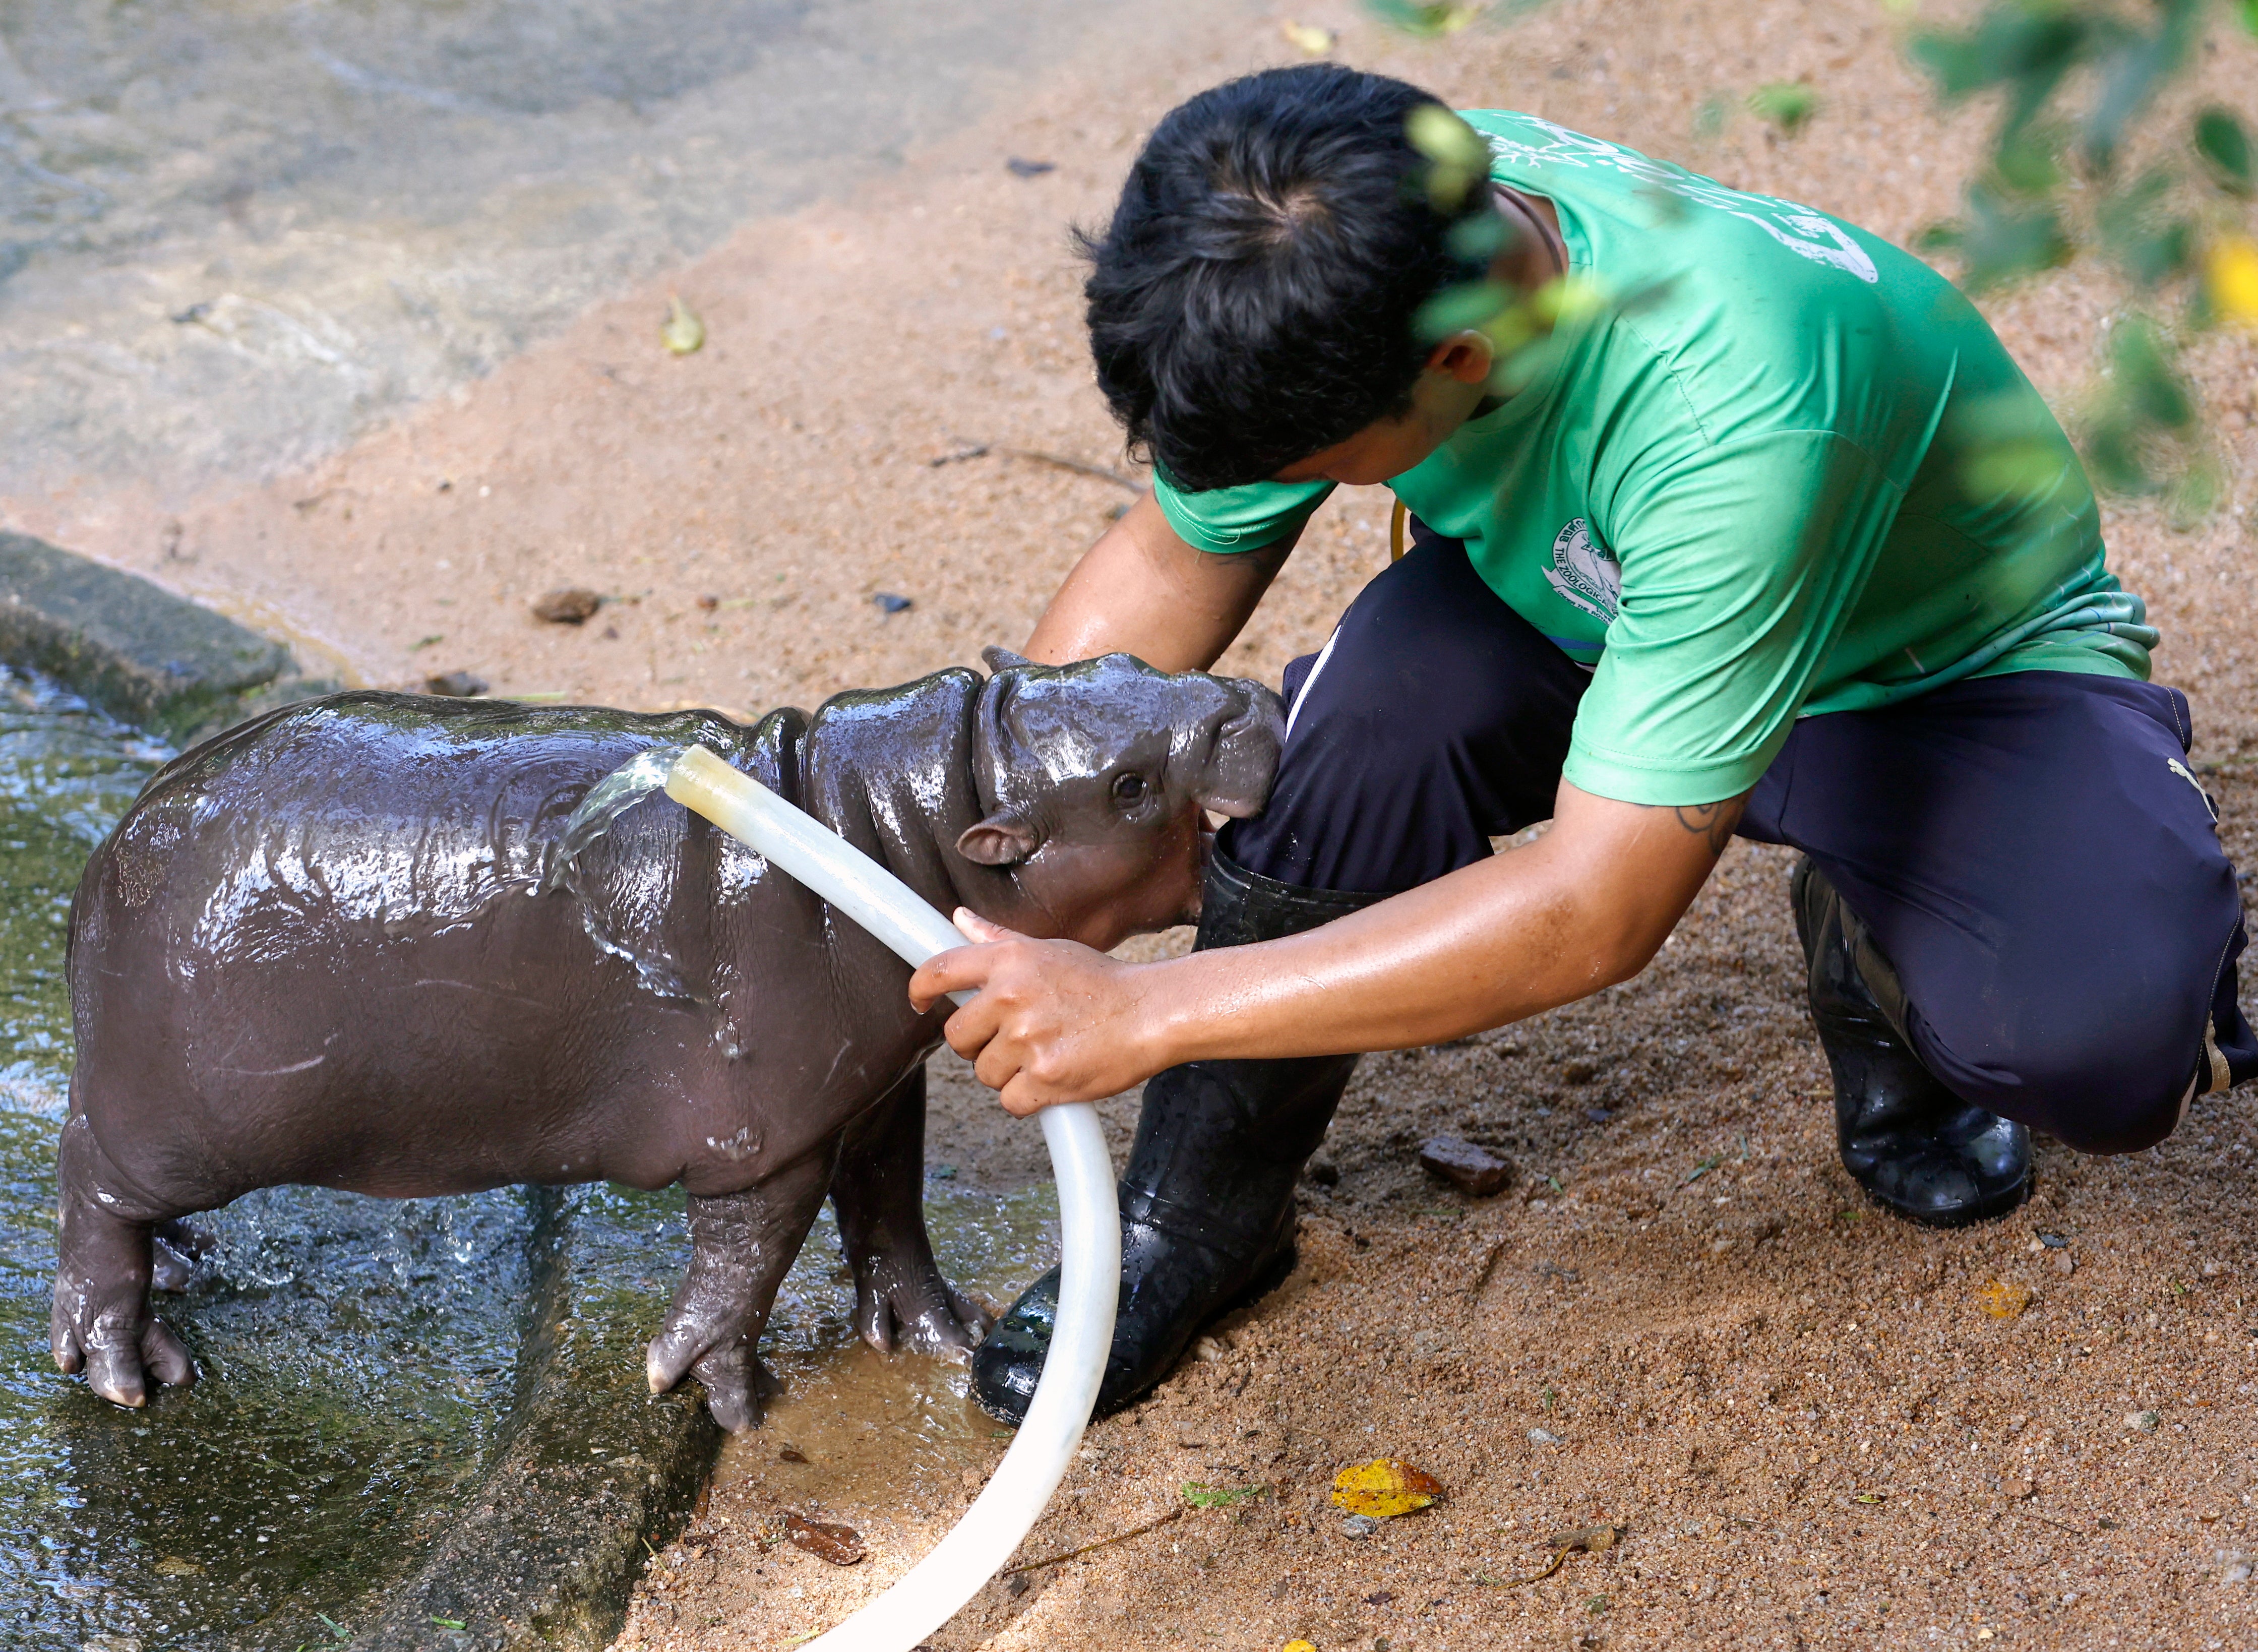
[832,1066,993,1360]
[645,1149,835,1432]
[50,1115,196,1408]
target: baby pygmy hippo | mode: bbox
[53,648,1280,1428]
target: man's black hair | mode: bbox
[1080,65,1489,493]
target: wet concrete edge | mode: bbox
[0,531,335,742]
[347,1191,722,1652]
[0,533,721,1650]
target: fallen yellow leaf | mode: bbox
[1279,20,1337,54]
[1977,1278,2033,1320]
[1331,1457,1447,1518]
[661,294,706,355]
[1282,1643,1319,1652]
[2208,235,2258,329]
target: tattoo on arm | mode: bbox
[1669,797,1747,858]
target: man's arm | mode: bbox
[911,778,1747,1115]
[1024,493,1302,669]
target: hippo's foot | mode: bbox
[648,1163,831,1431]
[150,1219,213,1293]
[50,1118,198,1407]
[850,1252,993,1361]
[646,1317,785,1432]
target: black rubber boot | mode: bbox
[1793,856,2030,1227]
[971,850,1380,1425]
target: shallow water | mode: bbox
[0,0,1140,500]
[0,669,1057,1649]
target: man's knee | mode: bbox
[1911,993,2200,1156]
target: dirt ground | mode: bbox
[10,0,2257,1646]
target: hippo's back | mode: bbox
[89,694,765,940]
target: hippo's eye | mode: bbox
[1109,772,1150,807]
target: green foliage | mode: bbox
[1376,0,2254,507]
[1747,81,1820,134]
[1906,0,2254,502]
[2194,106,2253,193]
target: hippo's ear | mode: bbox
[981,645,1033,675]
[957,810,1040,867]
[1195,679,1287,819]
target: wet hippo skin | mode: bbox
[52,649,1281,1428]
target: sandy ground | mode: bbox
[9,0,2257,1646]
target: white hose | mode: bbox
[663,746,1121,1650]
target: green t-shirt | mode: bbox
[1153,111,2154,807]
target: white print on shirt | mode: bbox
[1545,518,1622,621]
[1482,117,1881,285]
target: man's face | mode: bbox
[1271,332,1496,487]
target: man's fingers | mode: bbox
[909,943,991,1012]
[951,907,1015,943]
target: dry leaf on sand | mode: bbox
[784,1512,865,1565]
[1331,1458,1447,1518]
[1977,1279,2033,1320]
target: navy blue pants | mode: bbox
[1222,527,2255,1154]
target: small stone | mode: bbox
[1305,1158,1340,1187]
[1193,1335,1228,1362]
[1003,1571,1030,1596]
[1365,1589,1395,1605]
[1005,157,1057,177]
[1582,1107,1612,1125]
[872,592,914,614]
[695,594,719,611]
[1546,1524,1621,1553]
[532,587,603,625]
[784,1512,865,1565]
[1528,1427,1562,1446]
[1174,1421,1208,1448]
[2051,1251,2075,1277]
[423,670,489,698]
[2036,1232,2069,1248]
[2222,1549,2254,1584]
[1419,1135,1513,1197]
[1340,1513,1380,1540]
[2125,1411,2161,1432]
[2203,1259,2226,1277]
[1708,1238,1734,1255]
[777,1446,809,1464]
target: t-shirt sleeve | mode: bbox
[1563,430,1906,807]
[1151,465,1334,553]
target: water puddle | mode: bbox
[0,664,1057,1649]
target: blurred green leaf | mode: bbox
[2095,169,2196,285]
[1408,103,1494,212]
[2079,0,2201,174]
[1931,180,2072,292]
[2194,106,2254,194]
[1993,121,2068,197]
[1368,0,1485,36]
[1415,277,1511,340]
[1908,8,2087,140]
[1747,82,1820,134]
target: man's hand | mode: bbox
[911,912,1171,1116]
[913,779,1750,1116]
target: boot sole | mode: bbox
[1858,1169,2032,1230]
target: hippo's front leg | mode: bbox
[832,1067,993,1359]
[646,1148,834,1431]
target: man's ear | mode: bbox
[956,811,1041,867]
[1426,329,1496,386]
[981,645,1033,674]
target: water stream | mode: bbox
[0,672,1056,1650]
